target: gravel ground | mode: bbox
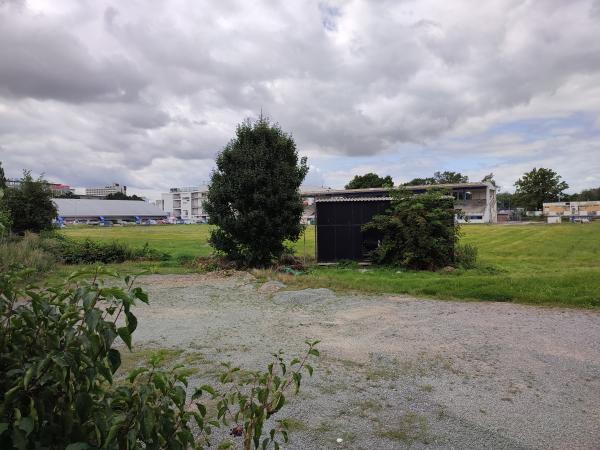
[124,272,600,449]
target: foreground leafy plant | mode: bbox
[0,266,318,449]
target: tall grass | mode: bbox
[0,233,56,277]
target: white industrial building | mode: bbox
[85,183,127,197]
[160,186,210,223]
[54,199,167,223]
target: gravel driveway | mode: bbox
[124,272,600,449]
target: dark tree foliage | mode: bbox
[345,173,393,189]
[105,192,144,201]
[0,161,6,189]
[404,171,469,186]
[204,117,308,267]
[496,192,515,210]
[3,171,57,234]
[514,167,569,210]
[363,188,458,270]
[569,187,600,201]
[55,191,80,199]
[481,173,497,186]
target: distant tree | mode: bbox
[3,171,57,234]
[481,173,497,186]
[433,171,469,184]
[404,171,468,186]
[496,192,515,210]
[0,161,6,189]
[514,167,569,210]
[105,192,144,201]
[204,116,308,266]
[56,191,80,199]
[345,173,394,189]
[404,177,436,186]
[570,187,600,201]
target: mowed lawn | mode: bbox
[62,223,600,308]
[61,225,315,260]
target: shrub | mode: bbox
[0,267,318,449]
[41,235,169,264]
[0,233,55,278]
[363,188,458,270]
[455,243,478,269]
[2,171,57,235]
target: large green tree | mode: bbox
[204,117,308,266]
[514,167,569,210]
[3,171,57,234]
[405,171,469,186]
[345,173,393,189]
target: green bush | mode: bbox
[0,233,56,278]
[363,188,458,270]
[455,243,478,269]
[41,235,169,264]
[0,267,318,449]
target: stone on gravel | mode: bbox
[259,280,286,293]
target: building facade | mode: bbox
[543,201,600,222]
[160,186,209,223]
[302,182,498,224]
[85,183,126,197]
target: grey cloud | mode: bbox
[0,0,599,194]
[0,4,147,102]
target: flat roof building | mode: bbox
[543,201,600,222]
[160,186,210,223]
[85,183,126,197]
[54,199,167,222]
[302,182,497,224]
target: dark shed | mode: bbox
[316,197,390,262]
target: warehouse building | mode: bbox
[54,199,167,223]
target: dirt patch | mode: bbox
[124,273,600,449]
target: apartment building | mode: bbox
[160,186,209,223]
[85,183,126,197]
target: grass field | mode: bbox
[61,223,600,308]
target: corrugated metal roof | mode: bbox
[55,199,168,218]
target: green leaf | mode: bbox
[0,423,8,436]
[117,326,132,350]
[23,366,34,389]
[308,348,320,357]
[18,417,33,436]
[305,364,313,376]
[127,367,148,383]
[125,311,137,334]
[66,442,89,450]
[107,348,121,373]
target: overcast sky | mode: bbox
[1,0,599,199]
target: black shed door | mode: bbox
[316,200,389,262]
